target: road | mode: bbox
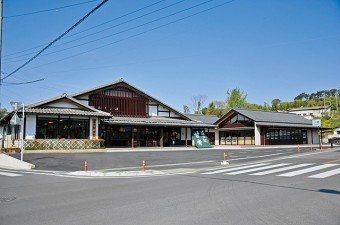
[0,148,339,225]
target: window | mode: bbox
[36,115,89,139]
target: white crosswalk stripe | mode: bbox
[200,163,340,179]
[277,164,338,177]
[250,164,314,176]
[308,168,340,178]
[226,163,291,175]
[200,163,269,175]
[0,171,23,177]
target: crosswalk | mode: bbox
[0,170,23,177]
[200,163,340,179]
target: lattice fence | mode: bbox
[24,139,105,150]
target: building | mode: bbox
[214,108,321,145]
[0,79,215,149]
[289,106,332,120]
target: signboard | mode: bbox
[10,113,20,125]
[312,119,321,127]
[10,102,23,112]
[192,129,211,148]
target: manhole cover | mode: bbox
[0,197,16,203]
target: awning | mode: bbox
[256,122,319,129]
[102,116,217,128]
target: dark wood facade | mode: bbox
[89,86,148,117]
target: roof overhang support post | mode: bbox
[185,127,188,147]
[131,126,134,149]
[160,127,164,147]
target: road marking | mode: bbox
[0,171,23,177]
[201,163,269,175]
[228,153,286,161]
[309,168,340,178]
[226,163,290,175]
[250,164,314,175]
[323,158,340,164]
[278,164,338,177]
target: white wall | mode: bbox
[214,130,219,145]
[47,101,80,109]
[148,105,158,116]
[254,122,261,145]
[25,114,36,139]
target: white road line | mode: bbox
[201,163,269,175]
[309,168,340,178]
[250,164,314,176]
[226,163,291,175]
[278,164,338,177]
[0,171,23,177]
[228,153,286,161]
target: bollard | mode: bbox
[142,160,146,171]
[297,144,300,153]
[84,161,88,172]
[221,152,229,165]
[223,152,227,161]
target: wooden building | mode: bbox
[0,79,215,149]
[214,108,321,146]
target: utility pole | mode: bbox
[0,0,3,109]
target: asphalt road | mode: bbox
[1,149,339,225]
[9,146,333,171]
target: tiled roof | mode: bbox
[102,116,217,128]
[185,114,219,125]
[234,108,312,125]
[24,108,110,117]
[289,106,331,111]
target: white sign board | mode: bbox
[312,119,321,127]
[10,102,23,112]
[10,113,20,125]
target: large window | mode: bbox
[36,115,89,139]
[265,129,307,144]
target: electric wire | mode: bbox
[4,0,100,19]
[2,0,109,80]
[3,0,185,63]
[3,0,166,59]
[13,0,236,74]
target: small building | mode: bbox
[0,79,215,149]
[185,114,219,145]
[214,108,321,145]
[289,106,332,120]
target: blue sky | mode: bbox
[2,0,340,112]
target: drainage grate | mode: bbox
[0,197,16,203]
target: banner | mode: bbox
[192,129,211,148]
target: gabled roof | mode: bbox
[216,108,313,125]
[71,79,192,121]
[185,114,219,125]
[24,93,110,117]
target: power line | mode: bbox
[4,0,188,63]
[3,0,100,19]
[2,78,44,85]
[13,0,236,73]
[2,0,109,80]
[3,0,166,59]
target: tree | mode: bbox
[226,88,247,111]
[294,92,309,101]
[271,99,281,110]
[183,105,190,114]
[0,108,7,119]
[190,95,207,114]
[204,101,226,117]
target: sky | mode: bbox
[1,0,340,113]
